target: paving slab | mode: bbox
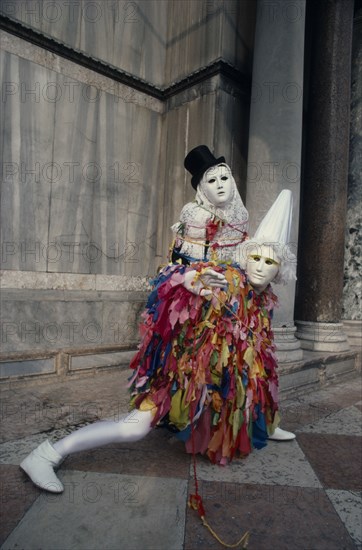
[190,439,322,487]
[275,377,362,435]
[297,433,362,491]
[1,471,188,550]
[297,405,362,436]
[326,489,362,548]
[0,464,41,546]
[184,481,356,550]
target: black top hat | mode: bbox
[184,145,225,189]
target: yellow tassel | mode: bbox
[201,517,250,549]
[188,496,250,548]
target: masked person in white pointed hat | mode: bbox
[238,189,297,443]
[20,147,294,493]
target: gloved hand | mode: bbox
[183,268,228,297]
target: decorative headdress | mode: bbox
[240,190,297,284]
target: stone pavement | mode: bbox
[0,371,361,550]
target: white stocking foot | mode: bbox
[20,440,64,493]
[268,427,296,441]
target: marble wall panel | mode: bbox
[1,290,147,353]
[89,91,161,276]
[1,293,103,352]
[1,48,163,276]
[1,51,55,272]
[48,75,130,275]
[0,31,164,114]
[0,0,168,86]
[165,0,222,85]
[0,358,55,377]
[214,88,250,201]
[0,1,256,88]
[231,0,256,73]
[0,289,147,353]
[101,299,146,346]
[125,106,160,275]
[48,72,100,274]
[124,210,157,277]
[164,0,256,85]
[87,93,128,276]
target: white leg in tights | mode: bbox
[20,409,154,493]
[53,409,154,457]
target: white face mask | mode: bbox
[246,245,280,292]
[200,164,233,207]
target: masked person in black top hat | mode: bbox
[171,145,249,266]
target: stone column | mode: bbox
[245,0,305,362]
[342,7,362,349]
[295,0,354,352]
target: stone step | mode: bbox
[1,347,360,401]
[279,348,361,398]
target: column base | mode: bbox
[273,326,304,363]
[342,319,362,348]
[295,321,350,352]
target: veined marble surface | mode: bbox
[0,0,255,87]
[0,0,168,87]
[1,46,161,277]
[0,32,164,114]
[343,8,362,321]
[1,31,251,277]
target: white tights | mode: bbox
[53,409,153,458]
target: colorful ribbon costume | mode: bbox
[129,239,280,465]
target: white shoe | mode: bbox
[20,440,64,493]
[268,427,296,441]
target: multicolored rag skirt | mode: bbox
[128,261,280,465]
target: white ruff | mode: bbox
[171,165,249,263]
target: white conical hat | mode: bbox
[253,189,293,246]
[238,189,297,284]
